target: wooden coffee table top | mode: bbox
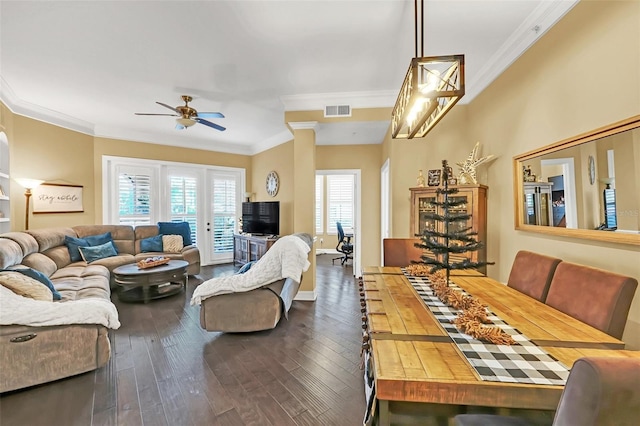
[113,259,188,276]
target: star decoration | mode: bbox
[456,142,496,184]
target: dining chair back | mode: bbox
[383,238,423,267]
[545,262,637,339]
[507,250,562,302]
[455,356,640,426]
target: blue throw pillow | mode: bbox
[78,241,118,263]
[64,235,90,262]
[140,235,163,252]
[85,232,118,253]
[66,232,118,261]
[158,222,193,246]
[5,267,62,300]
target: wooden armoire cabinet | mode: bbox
[410,184,488,273]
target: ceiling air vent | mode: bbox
[324,104,351,118]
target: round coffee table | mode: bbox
[113,260,188,303]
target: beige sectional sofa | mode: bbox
[0,224,200,393]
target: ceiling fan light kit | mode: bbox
[391,0,465,140]
[176,117,197,128]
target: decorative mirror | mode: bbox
[513,115,640,246]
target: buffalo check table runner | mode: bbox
[403,271,570,386]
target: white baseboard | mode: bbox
[316,249,339,255]
[294,290,317,301]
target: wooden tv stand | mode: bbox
[233,234,277,265]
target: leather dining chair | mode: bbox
[507,250,562,302]
[544,262,637,339]
[383,238,423,267]
[332,222,353,266]
[454,356,640,426]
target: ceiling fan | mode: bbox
[135,95,225,131]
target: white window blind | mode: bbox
[211,176,236,253]
[118,170,152,226]
[315,175,324,234]
[327,174,354,234]
[169,175,198,244]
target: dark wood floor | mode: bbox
[0,255,365,426]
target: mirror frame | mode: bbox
[513,115,640,246]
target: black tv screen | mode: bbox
[242,201,280,236]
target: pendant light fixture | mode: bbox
[391,0,465,139]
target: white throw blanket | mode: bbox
[0,285,121,329]
[191,234,311,305]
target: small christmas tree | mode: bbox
[415,159,493,284]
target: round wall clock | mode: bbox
[588,155,595,185]
[266,170,279,197]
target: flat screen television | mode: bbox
[242,201,280,236]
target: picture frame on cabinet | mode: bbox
[427,169,441,186]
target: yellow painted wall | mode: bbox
[316,144,382,267]
[10,114,96,230]
[250,141,295,235]
[463,0,640,347]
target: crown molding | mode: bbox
[465,0,579,102]
[288,121,319,131]
[0,76,95,135]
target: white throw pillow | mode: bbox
[0,271,54,302]
[162,235,184,253]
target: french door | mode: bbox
[205,169,243,264]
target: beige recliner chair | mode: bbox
[199,233,312,333]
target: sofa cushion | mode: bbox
[0,238,24,269]
[79,241,118,263]
[162,235,183,253]
[158,221,192,246]
[140,235,163,252]
[27,228,76,253]
[9,267,62,300]
[0,271,53,301]
[0,232,40,257]
[21,253,59,277]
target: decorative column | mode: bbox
[288,121,318,300]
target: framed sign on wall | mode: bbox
[33,183,84,213]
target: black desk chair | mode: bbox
[332,222,353,266]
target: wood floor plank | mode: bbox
[0,258,366,426]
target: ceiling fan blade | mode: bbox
[195,118,226,131]
[156,102,179,113]
[196,112,225,119]
[135,112,179,116]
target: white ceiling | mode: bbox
[0,1,577,155]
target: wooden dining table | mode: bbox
[360,266,636,425]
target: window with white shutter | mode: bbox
[211,174,237,254]
[117,167,153,226]
[327,174,354,234]
[315,175,324,234]
[169,175,198,244]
